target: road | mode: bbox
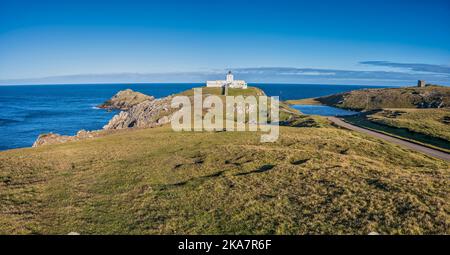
[327,116,450,162]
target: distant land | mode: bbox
[287,85,450,110]
[1,64,450,86]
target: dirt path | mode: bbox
[327,116,450,162]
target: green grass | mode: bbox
[179,86,266,97]
[366,109,450,142]
[177,86,303,123]
[1,125,449,234]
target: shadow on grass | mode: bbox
[234,164,276,176]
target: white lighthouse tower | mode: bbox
[206,71,247,89]
[226,71,234,83]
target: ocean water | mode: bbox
[0,83,389,150]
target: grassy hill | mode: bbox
[1,124,448,234]
[179,86,266,97]
[287,85,450,111]
[179,86,301,123]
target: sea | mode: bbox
[0,83,391,150]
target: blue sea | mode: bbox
[0,83,390,150]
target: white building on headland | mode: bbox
[206,71,247,89]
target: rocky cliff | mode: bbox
[34,90,175,147]
[103,95,175,129]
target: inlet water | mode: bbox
[292,105,359,116]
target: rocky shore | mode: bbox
[34,89,174,147]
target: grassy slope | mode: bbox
[366,109,450,142]
[179,86,266,97]
[178,86,305,124]
[1,125,448,234]
[343,109,450,151]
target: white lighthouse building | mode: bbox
[206,71,247,89]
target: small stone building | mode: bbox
[417,80,426,87]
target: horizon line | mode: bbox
[0,81,419,87]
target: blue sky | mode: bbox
[0,0,449,85]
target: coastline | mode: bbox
[0,83,389,151]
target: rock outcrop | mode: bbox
[103,95,175,129]
[33,130,103,147]
[98,89,154,110]
[33,89,175,147]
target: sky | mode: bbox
[0,0,449,85]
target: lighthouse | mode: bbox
[206,71,247,89]
[226,71,234,83]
